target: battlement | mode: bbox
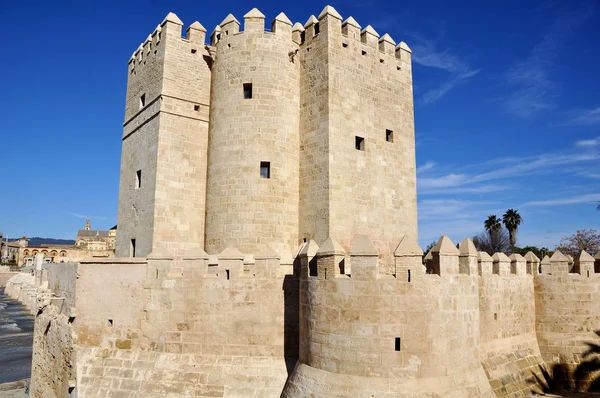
[296,6,411,67]
[128,12,210,75]
[534,249,599,279]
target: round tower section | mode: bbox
[205,11,300,255]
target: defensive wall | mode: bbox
[0,265,19,287]
[19,234,600,397]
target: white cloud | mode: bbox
[411,37,480,104]
[575,137,600,147]
[68,212,107,220]
[568,107,600,126]
[521,193,600,207]
[505,6,595,117]
[416,161,436,174]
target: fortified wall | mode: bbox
[23,234,600,397]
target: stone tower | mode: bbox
[204,10,300,255]
[297,7,417,261]
[116,5,417,259]
[115,13,211,258]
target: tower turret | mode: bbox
[115,12,212,258]
[204,8,300,256]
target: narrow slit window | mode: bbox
[108,319,113,327]
[386,129,394,143]
[395,337,401,351]
[314,23,320,35]
[243,83,253,99]
[260,162,270,179]
[130,239,136,257]
[139,94,146,109]
[355,136,365,151]
[135,169,142,189]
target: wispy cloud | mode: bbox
[568,106,600,126]
[411,36,480,104]
[522,193,600,207]
[575,136,600,147]
[418,140,599,194]
[68,212,107,220]
[416,161,436,174]
[506,4,596,117]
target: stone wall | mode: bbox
[535,250,600,391]
[283,236,494,397]
[478,253,545,397]
[0,271,18,287]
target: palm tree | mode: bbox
[484,215,502,238]
[502,209,522,248]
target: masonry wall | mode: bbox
[298,13,417,265]
[535,266,600,391]
[30,262,78,398]
[117,17,211,258]
[283,238,494,397]
[478,257,545,397]
[205,17,300,256]
[0,271,18,287]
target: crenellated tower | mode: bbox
[297,7,417,264]
[116,13,212,258]
[204,9,301,256]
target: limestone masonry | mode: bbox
[10,5,600,398]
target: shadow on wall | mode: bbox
[530,330,600,394]
[283,269,300,375]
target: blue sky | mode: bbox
[0,0,598,249]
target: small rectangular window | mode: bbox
[191,48,197,54]
[130,239,136,257]
[139,94,146,108]
[260,162,270,179]
[314,23,320,35]
[135,170,142,189]
[355,136,365,151]
[395,337,401,351]
[194,104,200,111]
[243,83,253,99]
[386,129,394,143]
[362,50,367,56]
[342,43,348,48]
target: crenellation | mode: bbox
[186,21,206,46]
[315,237,346,280]
[378,33,396,55]
[291,22,303,44]
[458,238,478,275]
[244,8,265,33]
[394,234,424,281]
[360,25,379,48]
[341,16,361,39]
[219,14,240,36]
[349,235,379,280]
[272,12,293,37]
[550,250,569,276]
[492,252,510,276]
[303,15,318,41]
[524,251,540,275]
[430,235,460,275]
[210,25,221,45]
[478,251,494,276]
[509,253,527,276]
[574,250,595,277]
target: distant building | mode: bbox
[5,220,117,266]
